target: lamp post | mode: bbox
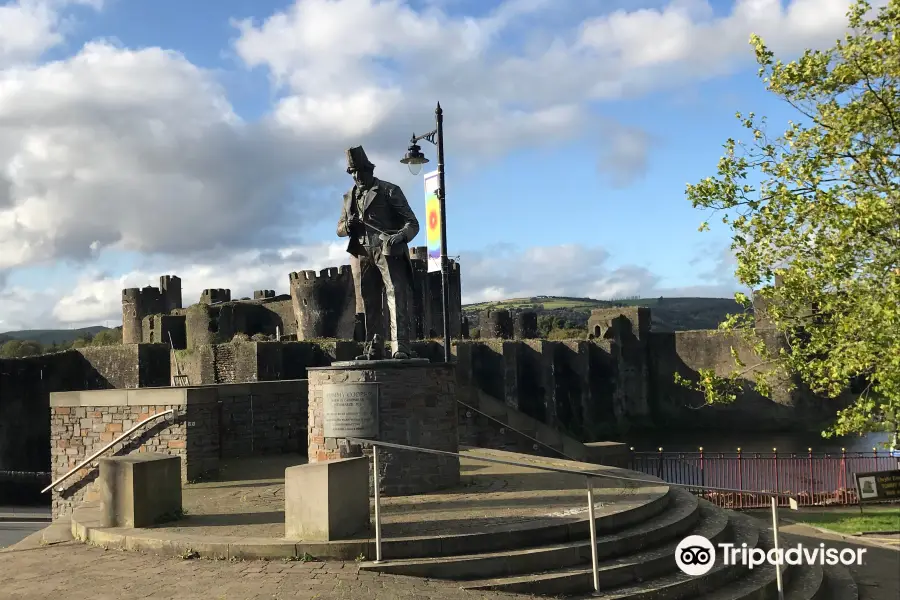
[401,102,452,363]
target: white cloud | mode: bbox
[597,125,658,188]
[0,41,314,270]
[460,244,661,302]
[0,0,102,67]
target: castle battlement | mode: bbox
[200,288,231,304]
[289,266,352,282]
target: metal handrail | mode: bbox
[456,397,578,461]
[347,436,797,600]
[41,409,176,494]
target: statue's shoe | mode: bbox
[392,352,410,360]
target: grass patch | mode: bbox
[789,507,900,534]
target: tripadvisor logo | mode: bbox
[676,535,716,576]
[675,535,867,576]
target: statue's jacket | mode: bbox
[337,178,420,259]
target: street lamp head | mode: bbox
[400,141,429,175]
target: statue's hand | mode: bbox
[346,214,362,235]
[386,233,405,247]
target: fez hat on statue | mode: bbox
[346,146,375,172]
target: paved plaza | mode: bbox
[165,450,663,540]
[0,540,537,600]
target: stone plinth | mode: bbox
[284,457,370,541]
[308,359,460,496]
[98,453,182,528]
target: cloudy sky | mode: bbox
[0,0,872,331]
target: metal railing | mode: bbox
[348,437,799,599]
[629,447,900,508]
[41,409,176,494]
[456,397,578,461]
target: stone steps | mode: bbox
[564,512,762,600]
[460,502,735,597]
[366,488,700,579]
[378,483,674,560]
[821,563,858,600]
[785,563,825,600]
[364,489,839,600]
[695,521,787,600]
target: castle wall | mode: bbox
[142,314,187,348]
[645,328,848,431]
[262,298,297,336]
[0,344,171,478]
[172,340,363,386]
[217,380,307,458]
[183,300,291,349]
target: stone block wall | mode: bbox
[47,379,309,519]
[307,363,459,496]
[49,387,220,519]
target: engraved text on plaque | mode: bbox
[322,383,379,438]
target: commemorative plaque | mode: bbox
[322,383,379,438]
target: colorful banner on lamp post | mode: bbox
[423,169,441,273]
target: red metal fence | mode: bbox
[628,448,899,508]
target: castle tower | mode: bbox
[426,259,463,338]
[199,289,231,304]
[121,286,164,344]
[514,311,538,339]
[289,267,356,340]
[254,290,276,300]
[409,246,430,340]
[479,309,513,339]
[122,288,143,344]
[159,275,182,313]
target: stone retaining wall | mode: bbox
[49,380,307,519]
[218,380,307,458]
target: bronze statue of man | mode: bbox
[337,146,419,359]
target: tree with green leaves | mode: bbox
[0,339,43,358]
[685,0,899,440]
[91,329,122,346]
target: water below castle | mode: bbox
[619,430,892,454]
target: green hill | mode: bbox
[463,296,745,332]
[0,325,111,346]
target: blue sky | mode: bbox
[0,0,867,330]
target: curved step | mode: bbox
[380,483,674,560]
[363,488,700,580]
[785,563,825,600]
[462,500,734,596]
[698,523,790,600]
[566,511,763,600]
[821,563,859,600]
